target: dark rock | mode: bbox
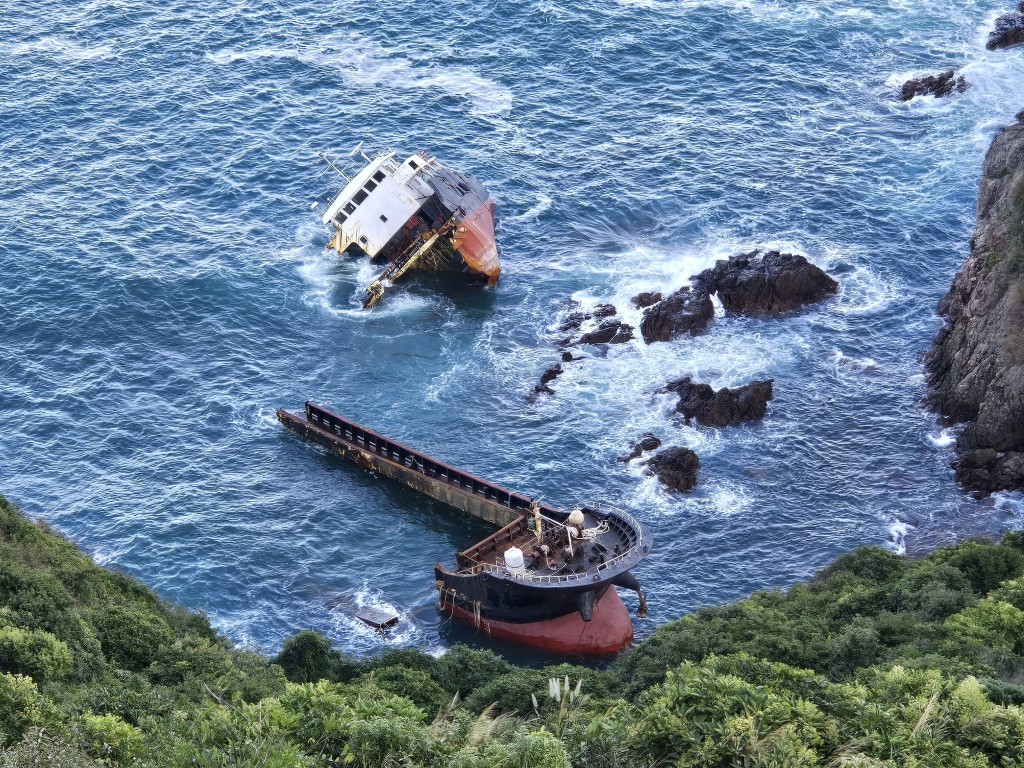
[695,250,838,315]
[645,447,700,492]
[957,448,998,470]
[899,70,969,101]
[926,118,1024,496]
[560,351,577,362]
[639,286,714,343]
[953,451,1024,495]
[618,434,662,463]
[987,5,1024,51]
[1017,109,1024,124]
[664,377,774,426]
[593,303,618,319]
[631,291,663,309]
[580,320,635,345]
[559,312,586,333]
[539,364,563,386]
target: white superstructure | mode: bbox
[321,149,438,258]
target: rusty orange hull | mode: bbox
[443,588,634,656]
[454,200,500,285]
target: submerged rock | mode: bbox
[580,320,634,345]
[618,434,662,463]
[926,118,1024,495]
[539,364,563,386]
[664,377,774,427]
[899,71,968,101]
[988,4,1024,51]
[645,447,700,492]
[639,286,714,343]
[695,250,838,315]
[530,364,563,398]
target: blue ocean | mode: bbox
[3,0,1024,657]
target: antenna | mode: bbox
[318,150,349,181]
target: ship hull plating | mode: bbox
[441,588,633,655]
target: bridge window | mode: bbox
[343,202,356,214]
[364,180,377,192]
[379,214,387,223]
[353,189,368,205]
[408,159,419,170]
[372,170,386,182]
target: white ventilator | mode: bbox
[504,547,525,576]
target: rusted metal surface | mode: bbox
[276,403,552,529]
[355,607,399,630]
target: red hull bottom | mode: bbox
[443,589,634,655]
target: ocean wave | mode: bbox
[206,37,512,117]
[2,37,115,61]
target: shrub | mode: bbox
[0,727,99,767]
[930,541,1024,595]
[0,626,72,683]
[362,665,449,717]
[274,630,355,683]
[220,650,288,703]
[0,562,82,646]
[148,635,232,687]
[91,605,173,672]
[434,646,512,696]
[0,674,43,747]
[72,713,142,765]
[463,669,549,715]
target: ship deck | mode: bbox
[458,509,635,579]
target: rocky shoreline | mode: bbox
[926,115,1024,496]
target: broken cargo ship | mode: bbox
[318,148,500,308]
[277,402,651,655]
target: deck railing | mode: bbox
[460,508,647,584]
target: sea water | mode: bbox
[2,0,1024,656]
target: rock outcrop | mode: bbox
[926,119,1024,496]
[663,377,774,427]
[899,71,969,101]
[639,286,714,343]
[695,250,838,315]
[988,4,1024,51]
[631,291,663,309]
[618,434,662,463]
[645,447,700,492]
[579,320,634,345]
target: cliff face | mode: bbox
[927,118,1024,495]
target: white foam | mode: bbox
[993,492,1024,517]
[3,37,114,61]
[829,348,880,377]
[206,36,512,117]
[926,427,956,449]
[508,194,553,223]
[831,265,898,315]
[887,519,909,556]
[327,582,422,647]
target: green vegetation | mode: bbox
[4,494,1024,765]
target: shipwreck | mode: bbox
[277,402,650,655]
[318,147,500,308]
